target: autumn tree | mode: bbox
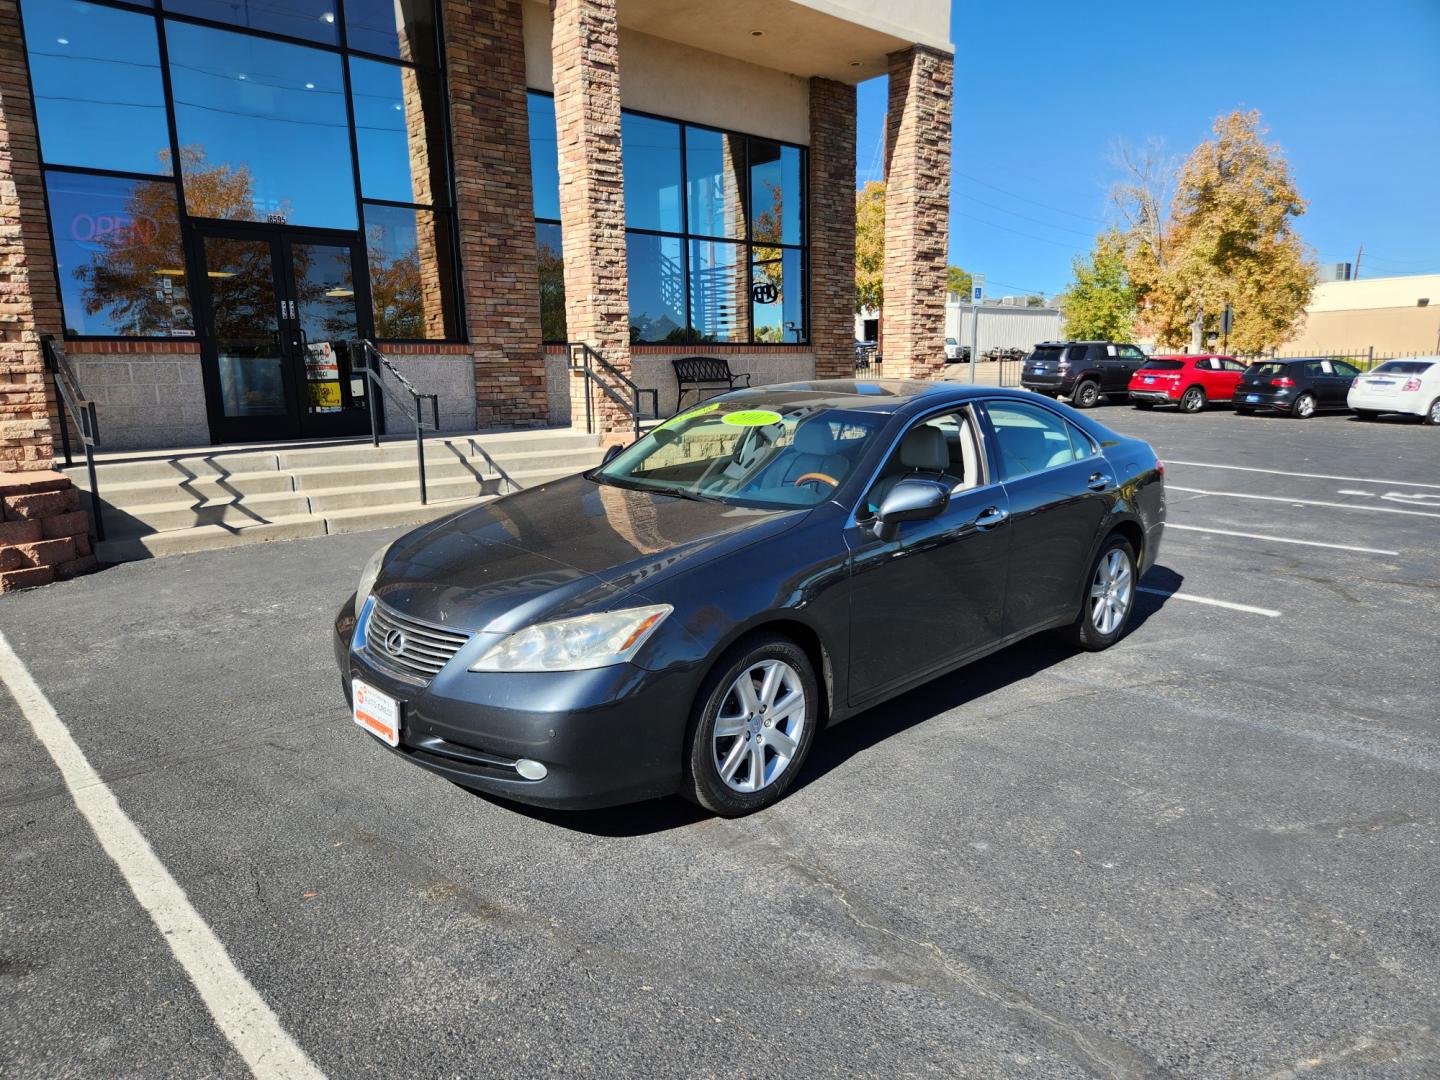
[946,265,972,299]
[1115,111,1316,352]
[1059,229,1137,342]
[855,181,885,312]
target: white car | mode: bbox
[1347,357,1440,424]
[944,337,964,362]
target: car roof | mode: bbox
[723,379,1036,415]
[1150,354,1233,362]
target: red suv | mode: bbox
[1128,355,1247,413]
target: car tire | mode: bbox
[1058,536,1137,652]
[682,633,820,817]
[1426,398,1440,426]
[1292,393,1317,419]
[1073,380,1101,409]
[1180,386,1207,413]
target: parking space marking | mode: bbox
[1165,460,1440,491]
[1168,485,1440,519]
[0,630,324,1080]
[1136,587,1281,617]
[1164,523,1401,556]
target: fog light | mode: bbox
[515,758,547,781]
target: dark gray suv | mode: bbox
[1021,341,1150,408]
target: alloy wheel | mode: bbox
[713,659,807,793]
[1429,398,1440,425]
[1076,382,1100,408]
[1089,549,1133,635]
[1294,394,1316,418]
[1182,388,1205,413]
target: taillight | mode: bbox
[1156,460,1165,476]
[1403,377,1422,392]
[1270,377,1295,388]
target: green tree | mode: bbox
[1059,229,1137,342]
[854,181,885,312]
[946,265,972,299]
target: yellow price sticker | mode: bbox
[720,409,783,428]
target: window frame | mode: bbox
[17,0,466,344]
[979,397,1096,483]
[527,90,810,347]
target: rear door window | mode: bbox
[1333,361,1360,377]
[985,401,1088,479]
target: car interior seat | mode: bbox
[866,425,960,513]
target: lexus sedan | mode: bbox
[1235,357,1360,418]
[1347,357,1440,424]
[334,381,1165,817]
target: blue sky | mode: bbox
[856,0,1440,300]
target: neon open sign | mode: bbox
[69,212,158,251]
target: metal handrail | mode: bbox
[41,336,104,541]
[355,340,441,505]
[566,342,658,439]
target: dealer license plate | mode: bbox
[1245,394,1259,403]
[1143,376,1155,384]
[353,679,400,746]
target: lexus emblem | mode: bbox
[383,628,407,656]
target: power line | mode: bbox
[955,192,1098,238]
[952,211,1089,253]
[953,169,1108,225]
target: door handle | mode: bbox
[1087,472,1110,491]
[974,507,1008,529]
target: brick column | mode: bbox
[882,46,952,381]
[551,0,632,438]
[0,0,60,470]
[808,77,857,379]
[443,0,548,427]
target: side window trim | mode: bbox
[849,402,996,522]
[977,397,1095,483]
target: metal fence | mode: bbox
[1233,348,1436,372]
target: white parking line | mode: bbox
[1136,587,1281,618]
[0,631,323,1080]
[1168,485,1440,519]
[1164,523,1400,556]
[1165,460,1440,491]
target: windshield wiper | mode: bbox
[590,473,722,502]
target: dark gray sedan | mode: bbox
[334,381,1166,816]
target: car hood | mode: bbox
[371,474,808,633]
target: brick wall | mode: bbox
[551,0,634,438]
[808,78,857,380]
[0,0,59,471]
[0,471,95,590]
[443,0,549,427]
[882,46,953,381]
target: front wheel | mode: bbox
[1072,380,1101,409]
[682,634,819,816]
[1058,537,1137,651]
[1180,386,1207,413]
[1292,393,1317,419]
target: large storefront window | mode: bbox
[526,92,808,346]
[20,0,461,342]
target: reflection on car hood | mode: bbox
[372,474,807,632]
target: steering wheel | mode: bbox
[793,471,839,489]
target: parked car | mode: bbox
[1235,357,1360,418]
[1128,354,1247,412]
[335,381,1165,816]
[1021,341,1150,408]
[943,338,969,363]
[1347,357,1440,424]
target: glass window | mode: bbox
[362,203,459,340]
[45,171,193,338]
[751,247,805,343]
[162,0,339,45]
[350,57,447,205]
[20,0,172,175]
[535,222,566,342]
[622,114,682,233]
[627,233,686,343]
[528,93,560,221]
[343,0,438,67]
[748,140,802,246]
[685,128,746,240]
[167,21,357,229]
[688,240,746,343]
[986,401,1087,478]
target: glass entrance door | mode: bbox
[193,222,375,443]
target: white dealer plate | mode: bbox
[1245,394,1259,403]
[353,678,400,747]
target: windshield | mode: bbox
[596,401,886,508]
[1027,346,1065,364]
[1140,359,1185,371]
[1248,362,1288,377]
[1372,360,1435,375]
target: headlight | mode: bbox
[470,604,672,672]
[355,540,392,612]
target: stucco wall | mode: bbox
[1287,307,1440,356]
[377,354,479,435]
[522,2,810,145]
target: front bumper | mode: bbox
[1347,390,1423,416]
[333,595,694,809]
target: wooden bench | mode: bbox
[671,356,751,410]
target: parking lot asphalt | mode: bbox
[2,406,1438,1079]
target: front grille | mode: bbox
[364,599,471,683]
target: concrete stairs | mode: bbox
[62,429,604,562]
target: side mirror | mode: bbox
[601,443,625,465]
[873,478,949,542]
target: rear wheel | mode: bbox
[682,634,819,817]
[1180,386,1207,413]
[1073,380,1101,409]
[1292,393,1317,419]
[1059,536,1137,651]
[1426,398,1440,426]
